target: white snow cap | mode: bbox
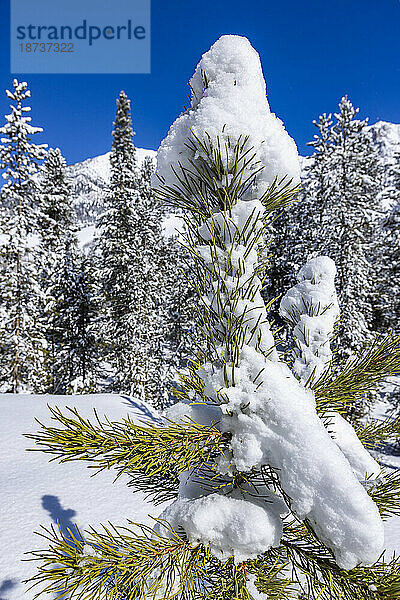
[280,256,340,383]
[157,35,300,196]
[160,493,282,563]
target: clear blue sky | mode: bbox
[1,0,399,165]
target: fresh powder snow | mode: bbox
[160,493,283,564]
[0,394,163,600]
[156,35,301,198]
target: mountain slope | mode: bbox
[68,148,156,224]
[367,121,400,163]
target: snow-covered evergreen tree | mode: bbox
[128,153,168,407]
[326,97,382,360]
[375,151,400,334]
[163,232,204,394]
[293,112,334,267]
[269,100,383,366]
[0,79,47,392]
[46,242,98,394]
[263,113,332,332]
[380,205,400,331]
[98,92,166,407]
[27,36,400,600]
[39,147,75,255]
[39,147,74,391]
[38,148,98,392]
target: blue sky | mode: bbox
[0,0,399,165]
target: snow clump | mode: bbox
[156,35,300,199]
[280,256,339,383]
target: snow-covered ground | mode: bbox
[371,398,400,555]
[0,394,163,599]
[0,394,399,598]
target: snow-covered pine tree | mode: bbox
[374,150,400,335]
[373,153,400,409]
[380,204,400,331]
[262,113,333,333]
[164,233,201,371]
[160,208,204,394]
[98,92,166,407]
[45,243,99,394]
[39,147,75,256]
[303,112,334,232]
[27,37,400,600]
[292,112,334,270]
[0,79,47,393]
[38,147,78,391]
[326,97,383,362]
[270,101,383,369]
[131,152,168,407]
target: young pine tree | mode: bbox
[0,79,47,393]
[98,92,166,407]
[27,37,400,600]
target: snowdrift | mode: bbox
[0,394,163,599]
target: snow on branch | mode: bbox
[280,255,339,385]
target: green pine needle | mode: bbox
[25,405,228,504]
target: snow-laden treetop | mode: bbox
[157,35,300,197]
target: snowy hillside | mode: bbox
[68,147,156,224]
[0,394,164,599]
[69,146,185,248]
[368,121,400,163]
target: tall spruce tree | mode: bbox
[129,153,168,407]
[26,36,400,600]
[263,113,333,333]
[38,147,98,392]
[39,147,75,256]
[166,236,200,362]
[39,147,74,391]
[98,92,166,407]
[269,100,383,367]
[0,79,47,392]
[374,153,400,409]
[375,151,400,334]
[327,97,382,360]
